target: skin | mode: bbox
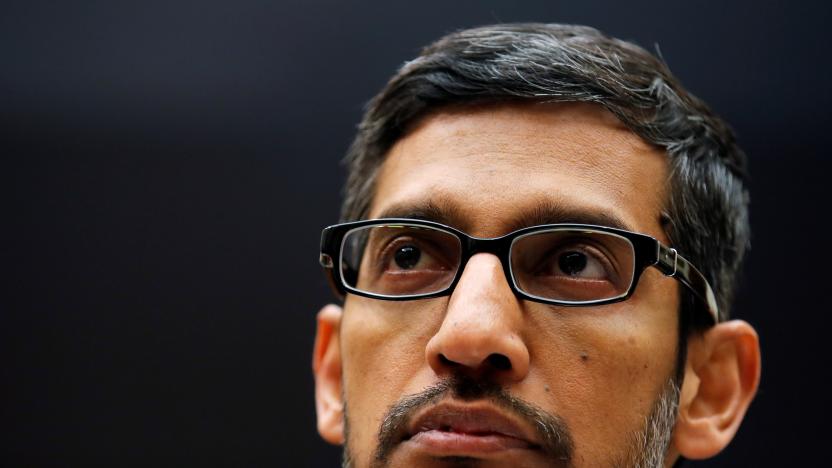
[313,102,761,467]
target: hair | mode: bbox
[339,23,750,324]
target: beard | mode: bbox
[613,377,681,468]
[340,375,680,468]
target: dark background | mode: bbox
[4,0,830,466]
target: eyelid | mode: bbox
[375,233,455,270]
[376,235,417,265]
[528,236,622,282]
[571,238,621,275]
[559,245,615,278]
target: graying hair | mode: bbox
[340,23,750,323]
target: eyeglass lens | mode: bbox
[341,224,462,296]
[340,223,636,303]
[510,229,635,302]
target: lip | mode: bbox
[401,401,541,456]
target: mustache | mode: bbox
[372,375,574,465]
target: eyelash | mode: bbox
[536,241,618,278]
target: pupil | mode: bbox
[559,251,587,275]
[394,245,421,269]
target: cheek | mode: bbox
[524,285,679,461]
[339,297,445,451]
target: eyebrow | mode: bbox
[376,198,464,227]
[375,197,636,234]
[508,200,634,232]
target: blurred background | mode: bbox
[4,0,830,466]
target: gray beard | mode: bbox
[340,377,680,468]
[613,378,681,468]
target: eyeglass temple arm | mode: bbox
[319,227,348,299]
[655,244,720,324]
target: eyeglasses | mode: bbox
[319,218,719,324]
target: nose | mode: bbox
[425,253,530,383]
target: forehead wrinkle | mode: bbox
[371,102,670,239]
[383,107,658,205]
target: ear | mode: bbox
[673,319,761,459]
[312,304,345,445]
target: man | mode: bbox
[313,23,761,467]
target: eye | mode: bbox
[556,250,607,279]
[363,227,460,279]
[379,236,445,273]
[530,242,614,282]
[393,244,421,270]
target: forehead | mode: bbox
[368,102,670,241]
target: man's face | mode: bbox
[337,102,681,466]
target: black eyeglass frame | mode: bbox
[319,218,719,324]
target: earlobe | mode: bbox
[313,304,345,445]
[673,320,761,460]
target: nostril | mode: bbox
[487,353,512,371]
[436,353,513,373]
[438,354,459,368]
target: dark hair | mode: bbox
[340,23,749,323]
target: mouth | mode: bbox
[400,401,541,456]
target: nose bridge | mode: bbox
[451,252,517,315]
[462,234,514,290]
[425,251,530,381]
